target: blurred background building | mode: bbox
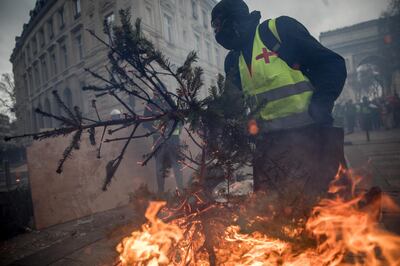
[10,0,225,137]
[320,15,400,103]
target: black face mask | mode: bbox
[215,21,244,50]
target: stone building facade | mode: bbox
[0,114,11,147]
[10,0,225,136]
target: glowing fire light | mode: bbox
[116,168,400,265]
[117,201,184,265]
[247,119,259,135]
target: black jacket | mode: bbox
[224,16,347,125]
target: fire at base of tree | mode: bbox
[116,167,400,266]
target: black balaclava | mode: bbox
[211,0,260,51]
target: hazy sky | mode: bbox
[0,0,391,75]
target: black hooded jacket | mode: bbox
[224,16,347,125]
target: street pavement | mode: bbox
[0,204,139,266]
[344,128,400,234]
[0,128,399,265]
[344,128,400,193]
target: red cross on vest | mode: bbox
[256,48,277,64]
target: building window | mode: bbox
[128,95,135,110]
[37,103,44,129]
[38,29,45,47]
[24,74,28,91]
[191,0,198,19]
[58,7,65,29]
[23,75,28,97]
[75,35,84,61]
[145,6,153,25]
[44,98,52,128]
[60,44,68,70]
[50,51,57,77]
[22,52,27,68]
[40,56,48,83]
[105,13,115,27]
[194,34,201,55]
[32,37,38,55]
[26,110,31,132]
[32,107,38,132]
[28,69,34,95]
[48,18,54,39]
[206,41,212,62]
[105,13,115,41]
[163,14,173,43]
[33,63,41,90]
[26,45,31,62]
[182,29,187,43]
[78,81,85,111]
[73,0,81,17]
[63,88,73,110]
[52,94,62,123]
[202,10,208,29]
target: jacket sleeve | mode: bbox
[224,50,242,90]
[276,16,347,125]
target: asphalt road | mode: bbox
[344,128,400,234]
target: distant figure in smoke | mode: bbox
[387,92,400,128]
[211,0,347,217]
[143,94,184,194]
[370,98,382,130]
[359,96,372,141]
[344,100,356,134]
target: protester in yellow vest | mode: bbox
[211,0,347,218]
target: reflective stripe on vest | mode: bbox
[360,105,372,114]
[173,126,181,136]
[238,19,315,131]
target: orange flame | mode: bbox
[117,201,184,265]
[116,168,400,265]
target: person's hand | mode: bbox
[308,100,334,125]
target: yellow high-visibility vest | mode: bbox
[239,19,315,132]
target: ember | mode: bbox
[116,169,400,266]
